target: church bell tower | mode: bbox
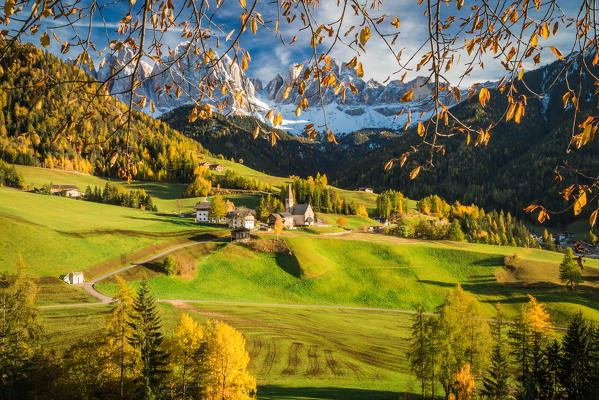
[285,184,294,212]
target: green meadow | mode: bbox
[0,187,225,279]
[96,234,599,326]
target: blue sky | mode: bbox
[12,0,579,87]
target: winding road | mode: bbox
[41,237,223,308]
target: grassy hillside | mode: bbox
[96,234,599,326]
[0,188,226,278]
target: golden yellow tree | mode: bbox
[105,275,137,398]
[274,214,284,240]
[356,204,368,218]
[201,320,256,400]
[454,364,475,400]
[171,313,204,398]
[524,294,551,334]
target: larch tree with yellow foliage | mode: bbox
[106,276,137,399]
[200,321,257,400]
[509,294,552,399]
[170,313,204,398]
[453,364,475,400]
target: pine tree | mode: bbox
[128,281,167,399]
[559,312,591,399]
[408,304,429,399]
[559,248,582,289]
[0,255,43,399]
[106,276,136,399]
[482,304,510,400]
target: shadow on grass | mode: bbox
[420,278,599,319]
[274,252,303,279]
[257,385,410,400]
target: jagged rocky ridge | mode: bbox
[79,43,460,134]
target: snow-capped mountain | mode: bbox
[256,59,459,134]
[88,45,460,135]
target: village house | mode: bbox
[51,184,83,198]
[194,198,211,223]
[63,272,84,285]
[194,198,235,224]
[268,212,295,229]
[226,208,255,229]
[209,164,224,172]
[231,227,251,242]
[357,187,374,193]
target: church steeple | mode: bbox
[285,184,294,211]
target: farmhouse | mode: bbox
[226,208,255,229]
[357,187,374,193]
[194,198,235,224]
[194,198,211,223]
[231,227,251,242]
[268,212,294,229]
[51,184,83,198]
[283,184,315,227]
[63,272,84,284]
[209,164,224,172]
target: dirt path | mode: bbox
[72,238,223,304]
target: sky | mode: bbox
[9,0,580,88]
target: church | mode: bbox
[269,184,315,228]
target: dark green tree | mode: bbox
[559,248,582,289]
[482,304,510,400]
[408,304,429,399]
[0,256,43,400]
[128,281,167,399]
[559,312,591,399]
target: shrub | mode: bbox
[163,256,177,276]
[503,253,519,267]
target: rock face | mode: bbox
[146,42,266,114]
[95,46,152,105]
[90,45,460,133]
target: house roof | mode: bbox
[232,227,251,233]
[194,201,211,210]
[227,208,255,218]
[270,212,292,218]
[51,185,79,190]
[291,204,312,216]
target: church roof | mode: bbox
[291,204,312,215]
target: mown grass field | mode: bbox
[41,302,417,400]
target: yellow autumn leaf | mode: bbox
[417,122,425,136]
[530,33,538,47]
[359,26,370,46]
[241,55,248,70]
[549,46,564,60]
[574,191,587,216]
[541,22,549,39]
[400,89,413,102]
[253,126,259,139]
[357,62,364,78]
[239,0,246,7]
[40,32,50,47]
[478,87,490,107]
[410,166,421,180]
[282,86,291,100]
[590,209,598,227]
